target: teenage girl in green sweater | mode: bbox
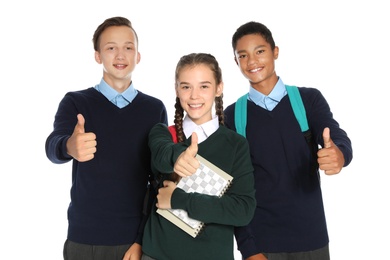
[141,53,256,260]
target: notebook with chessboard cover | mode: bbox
[157,154,233,238]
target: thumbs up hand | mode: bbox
[66,114,97,162]
[322,127,332,148]
[317,127,345,175]
[174,132,200,177]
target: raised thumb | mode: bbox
[190,132,199,156]
[75,114,85,134]
[323,127,331,148]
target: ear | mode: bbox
[95,51,102,64]
[234,56,239,66]
[136,51,141,64]
[274,46,279,60]
[216,82,224,97]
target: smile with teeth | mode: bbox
[189,104,203,108]
[249,67,262,73]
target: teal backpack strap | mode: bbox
[235,87,308,135]
[286,85,309,132]
[286,85,319,176]
[234,93,248,137]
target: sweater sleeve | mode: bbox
[45,93,78,164]
[302,87,353,167]
[148,123,188,174]
[171,132,256,227]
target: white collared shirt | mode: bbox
[182,115,219,144]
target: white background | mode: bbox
[1,0,389,259]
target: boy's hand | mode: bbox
[317,127,345,175]
[66,114,97,162]
[246,253,268,260]
[122,243,141,260]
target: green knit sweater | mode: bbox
[142,123,256,260]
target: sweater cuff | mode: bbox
[170,188,188,209]
[60,136,73,160]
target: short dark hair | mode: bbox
[92,16,138,51]
[232,21,275,51]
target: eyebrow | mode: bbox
[103,41,135,46]
[179,81,212,85]
[236,44,267,54]
[199,81,212,84]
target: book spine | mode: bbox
[219,180,233,198]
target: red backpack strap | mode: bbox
[168,125,178,143]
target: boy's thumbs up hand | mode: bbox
[322,127,331,148]
[317,127,345,175]
[66,114,97,162]
[74,113,86,134]
[174,132,200,177]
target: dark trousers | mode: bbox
[63,239,131,260]
[249,244,330,260]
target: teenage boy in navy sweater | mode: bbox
[224,21,353,260]
[45,16,167,260]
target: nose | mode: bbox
[247,54,257,66]
[190,87,200,99]
[116,50,125,60]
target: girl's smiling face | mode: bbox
[176,64,223,125]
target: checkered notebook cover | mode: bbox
[157,154,233,238]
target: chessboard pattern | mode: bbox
[168,162,231,229]
[177,163,228,196]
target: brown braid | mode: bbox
[174,97,185,143]
[215,94,224,126]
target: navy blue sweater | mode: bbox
[224,87,353,256]
[45,87,167,245]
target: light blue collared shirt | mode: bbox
[94,78,138,108]
[183,115,219,144]
[248,77,287,111]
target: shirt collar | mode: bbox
[183,115,219,144]
[94,78,138,103]
[248,77,287,111]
